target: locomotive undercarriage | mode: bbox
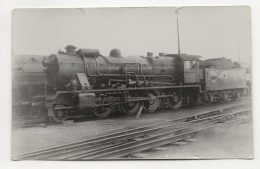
[47,86,201,122]
[202,88,245,103]
[25,87,245,123]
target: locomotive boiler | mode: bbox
[42,45,247,122]
[44,45,184,90]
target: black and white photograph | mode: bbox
[11,7,253,160]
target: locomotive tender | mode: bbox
[42,45,247,122]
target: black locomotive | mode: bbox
[39,45,248,122]
[13,55,48,121]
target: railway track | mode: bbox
[13,102,251,160]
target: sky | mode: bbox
[12,7,251,64]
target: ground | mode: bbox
[11,97,253,159]
[143,122,253,159]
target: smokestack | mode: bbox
[147,52,153,57]
[159,53,165,56]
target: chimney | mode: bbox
[159,53,165,56]
[65,45,77,55]
[147,52,153,57]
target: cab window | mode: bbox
[184,61,197,70]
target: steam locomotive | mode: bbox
[39,45,248,122]
[13,55,48,121]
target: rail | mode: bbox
[12,102,251,160]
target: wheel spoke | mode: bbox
[94,107,112,118]
[168,93,182,110]
[143,93,160,113]
[119,101,141,115]
[53,106,68,123]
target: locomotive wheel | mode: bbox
[94,97,113,118]
[168,93,182,110]
[94,107,112,118]
[231,91,240,101]
[143,93,160,113]
[207,94,214,103]
[119,101,141,115]
[189,94,198,105]
[116,105,124,114]
[53,106,68,123]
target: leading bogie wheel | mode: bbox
[52,105,68,122]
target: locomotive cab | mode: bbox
[181,54,200,84]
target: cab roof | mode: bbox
[180,54,201,61]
